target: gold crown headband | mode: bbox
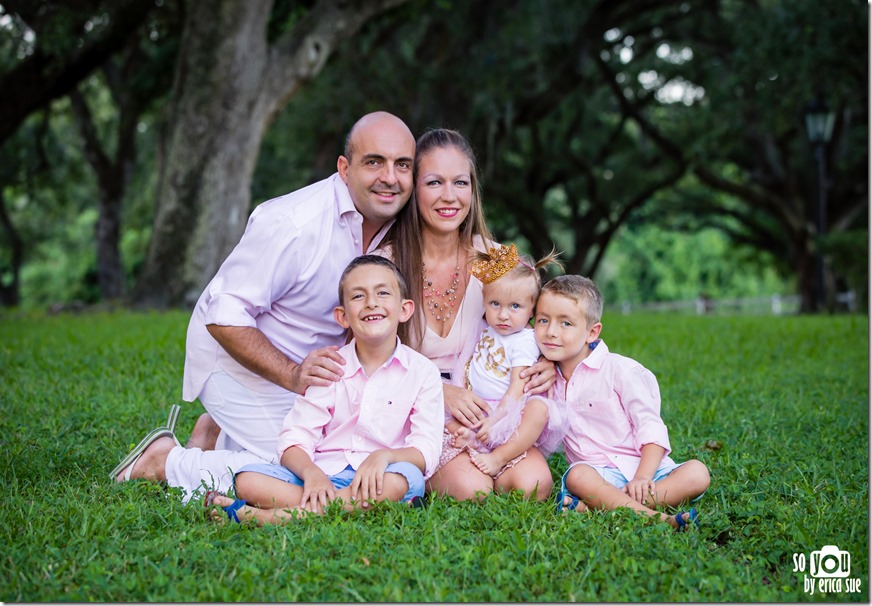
[469,243,533,284]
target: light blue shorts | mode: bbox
[561,460,704,502]
[235,461,424,503]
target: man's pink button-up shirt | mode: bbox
[276,339,445,479]
[556,340,674,480]
[182,174,392,401]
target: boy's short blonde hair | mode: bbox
[539,275,603,326]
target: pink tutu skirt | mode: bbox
[483,394,566,458]
[435,395,567,475]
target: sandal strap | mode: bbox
[676,507,699,531]
[223,499,247,523]
[166,404,181,433]
[555,489,579,513]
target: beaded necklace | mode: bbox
[422,253,462,323]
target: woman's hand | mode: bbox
[443,383,489,428]
[520,357,556,395]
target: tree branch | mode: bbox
[0,0,155,144]
[68,88,114,188]
[262,0,411,120]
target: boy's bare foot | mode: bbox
[559,493,589,513]
[668,508,699,531]
[469,450,506,477]
[451,427,478,449]
[207,494,308,525]
[207,493,255,524]
[186,413,221,450]
[115,436,175,483]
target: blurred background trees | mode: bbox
[0,0,867,313]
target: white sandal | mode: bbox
[109,404,182,481]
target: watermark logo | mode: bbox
[793,545,863,595]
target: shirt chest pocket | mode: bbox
[572,396,632,445]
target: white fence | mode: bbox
[616,292,858,315]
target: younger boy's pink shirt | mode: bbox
[276,339,445,479]
[555,340,674,481]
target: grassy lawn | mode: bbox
[0,309,867,602]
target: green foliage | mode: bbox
[20,208,101,304]
[1,101,101,305]
[599,223,789,304]
[0,310,867,601]
[0,1,178,307]
[658,0,868,294]
[0,7,32,70]
[2,47,169,307]
[262,0,865,298]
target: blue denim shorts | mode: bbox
[561,460,704,502]
[236,461,424,502]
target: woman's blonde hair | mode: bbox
[382,128,494,350]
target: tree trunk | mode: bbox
[69,88,130,301]
[133,0,410,308]
[0,189,22,307]
[95,182,126,300]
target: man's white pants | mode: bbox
[166,369,297,501]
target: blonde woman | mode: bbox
[381,129,556,501]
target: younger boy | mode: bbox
[208,255,444,524]
[534,275,710,530]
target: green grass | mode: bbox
[0,309,867,602]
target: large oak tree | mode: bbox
[132,0,410,307]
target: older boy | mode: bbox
[534,275,710,530]
[209,255,444,524]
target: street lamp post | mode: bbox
[803,96,835,312]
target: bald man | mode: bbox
[112,112,417,499]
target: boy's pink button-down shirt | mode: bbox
[276,339,445,479]
[556,340,674,480]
